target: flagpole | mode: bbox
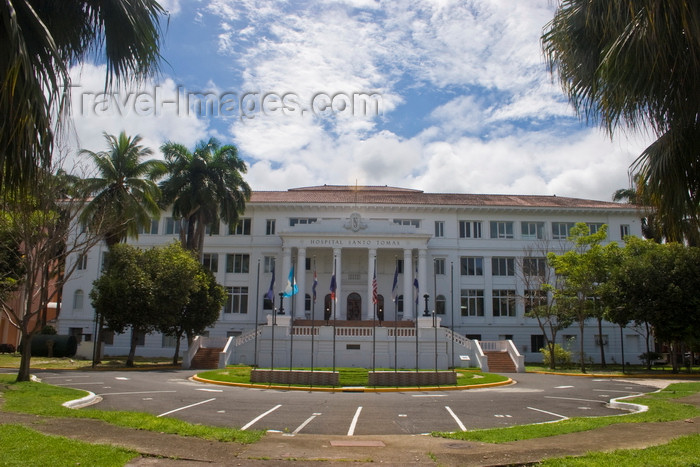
[254,259,260,367]
[450,261,455,369]
[433,258,438,372]
[415,257,419,373]
[289,260,295,372]
[372,258,376,373]
[332,256,337,375]
[271,294,276,371]
[311,258,316,386]
[393,256,398,373]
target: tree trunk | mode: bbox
[548,341,556,369]
[172,331,183,366]
[16,333,33,382]
[579,320,586,373]
[127,329,138,367]
[645,321,652,370]
[597,317,606,368]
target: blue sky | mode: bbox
[66,0,651,201]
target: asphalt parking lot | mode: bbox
[10,369,659,436]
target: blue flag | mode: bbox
[391,262,399,303]
[283,266,298,297]
[330,273,337,300]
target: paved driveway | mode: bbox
[21,369,659,436]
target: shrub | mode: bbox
[0,343,16,353]
[540,343,572,368]
[40,325,57,335]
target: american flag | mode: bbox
[372,267,378,304]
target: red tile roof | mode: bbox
[249,185,636,210]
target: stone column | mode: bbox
[418,249,428,316]
[367,248,377,320]
[296,247,306,319]
[403,249,413,320]
[333,247,342,321]
[281,246,291,315]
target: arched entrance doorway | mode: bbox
[347,293,361,320]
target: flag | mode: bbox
[372,267,378,305]
[330,273,337,300]
[265,267,275,301]
[312,269,318,302]
[413,265,419,306]
[391,262,399,303]
[282,266,298,297]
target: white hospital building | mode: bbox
[57,185,645,369]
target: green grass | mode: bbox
[434,382,700,443]
[197,365,509,387]
[540,433,700,466]
[0,374,264,444]
[525,362,700,375]
[0,424,138,467]
[0,353,178,370]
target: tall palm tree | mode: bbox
[160,138,251,255]
[80,131,166,247]
[542,1,700,243]
[0,0,165,194]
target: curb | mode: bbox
[529,370,700,379]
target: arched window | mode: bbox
[436,294,446,315]
[73,289,84,310]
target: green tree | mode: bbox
[543,1,700,243]
[0,0,165,193]
[80,131,166,248]
[159,138,251,256]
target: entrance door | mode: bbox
[347,293,361,320]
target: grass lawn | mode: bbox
[0,353,178,370]
[526,363,700,375]
[197,365,509,387]
[434,382,700,443]
[0,424,138,467]
[0,374,264,444]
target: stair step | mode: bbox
[190,347,223,369]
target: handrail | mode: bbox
[182,335,201,369]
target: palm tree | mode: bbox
[160,138,251,255]
[542,1,700,243]
[80,131,166,247]
[0,0,165,194]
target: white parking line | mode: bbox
[593,389,638,394]
[53,382,105,386]
[545,396,605,404]
[412,394,447,397]
[99,390,177,396]
[527,406,569,420]
[196,388,223,392]
[445,406,467,431]
[241,404,282,430]
[293,413,322,434]
[158,398,216,417]
[347,406,363,436]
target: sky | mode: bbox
[64,0,653,201]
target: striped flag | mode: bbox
[391,262,399,303]
[312,269,318,302]
[330,273,337,300]
[372,267,378,304]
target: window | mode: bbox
[101,330,114,345]
[165,217,182,235]
[305,293,311,312]
[229,218,251,235]
[393,219,420,228]
[530,335,545,353]
[73,290,84,310]
[460,257,483,276]
[224,286,249,314]
[587,223,604,235]
[490,221,514,239]
[138,219,159,235]
[524,289,547,314]
[492,257,515,276]
[289,217,317,226]
[523,257,547,277]
[594,334,609,346]
[205,221,220,235]
[461,289,484,316]
[134,331,146,346]
[101,251,109,272]
[162,334,178,348]
[305,258,312,271]
[434,221,444,238]
[459,220,482,238]
[395,259,404,274]
[263,256,276,274]
[435,294,446,315]
[202,253,218,273]
[620,224,630,239]
[552,222,574,239]
[76,254,87,270]
[492,289,516,317]
[69,327,83,343]
[226,254,250,273]
[397,294,404,313]
[263,294,274,310]
[434,258,445,275]
[266,219,276,235]
[521,221,545,240]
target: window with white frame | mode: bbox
[491,257,515,276]
[266,219,276,235]
[224,286,248,314]
[202,253,218,272]
[138,219,159,235]
[434,258,446,275]
[620,224,630,239]
[393,219,420,228]
[205,221,220,235]
[226,254,250,273]
[76,254,88,270]
[461,289,484,316]
[434,221,444,238]
[523,257,547,277]
[459,220,482,238]
[229,218,251,235]
[587,223,604,235]
[524,289,547,314]
[460,256,483,276]
[435,294,446,314]
[490,221,514,239]
[289,217,317,226]
[521,221,545,240]
[552,222,574,239]
[165,217,182,235]
[492,289,516,316]
[263,256,275,274]
[73,289,84,310]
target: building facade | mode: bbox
[57,185,644,364]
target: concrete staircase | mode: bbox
[189,347,222,369]
[484,351,517,373]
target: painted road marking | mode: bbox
[594,389,638,394]
[554,385,574,389]
[158,398,216,417]
[241,404,282,430]
[196,388,223,392]
[347,407,363,436]
[293,413,322,434]
[99,390,177,396]
[412,394,447,397]
[545,396,605,404]
[494,414,512,418]
[445,406,467,431]
[54,382,105,386]
[527,406,568,420]
[115,377,130,380]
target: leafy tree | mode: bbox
[159,138,251,256]
[80,132,166,248]
[0,0,165,193]
[543,1,700,243]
